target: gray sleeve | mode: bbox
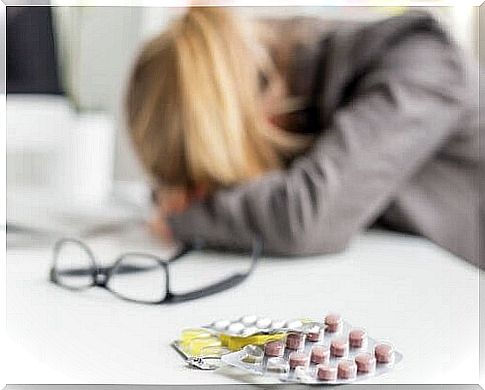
[168,32,469,255]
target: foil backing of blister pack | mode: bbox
[220,319,403,384]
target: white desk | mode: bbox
[6,220,481,385]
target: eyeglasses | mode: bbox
[49,237,262,304]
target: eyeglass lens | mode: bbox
[53,240,95,289]
[107,254,167,303]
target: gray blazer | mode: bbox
[168,11,480,266]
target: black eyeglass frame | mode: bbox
[50,237,262,304]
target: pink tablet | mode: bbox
[286,332,306,350]
[374,343,394,364]
[355,352,376,373]
[349,328,367,348]
[289,351,308,369]
[317,364,338,381]
[310,345,330,364]
[338,359,357,380]
[330,338,349,357]
[325,313,342,333]
[264,340,285,357]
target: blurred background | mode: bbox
[5,3,482,245]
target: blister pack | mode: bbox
[204,315,308,336]
[219,313,403,384]
[172,313,402,383]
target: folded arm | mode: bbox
[168,32,469,255]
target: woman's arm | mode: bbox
[167,31,470,255]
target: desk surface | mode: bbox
[6,222,481,385]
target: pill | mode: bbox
[213,320,230,331]
[264,340,285,357]
[355,352,376,373]
[241,326,259,336]
[240,315,258,326]
[305,324,323,342]
[349,328,367,348]
[227,322,245,334]
[325,313,342,333]
[337,359,357,380]
[330,338,349,357]
[310,345,330,364]
[289,351,308,369]
[286,332,306,350]
[286,319,303,329]
[317,364,337,381]
[375,343,395,364]
[256,317,272,329]
[271,319,286,329]
[266,357,289,374]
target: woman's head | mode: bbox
[126,7,309,191]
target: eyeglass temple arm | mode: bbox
[169,273,247,303]
[168,237,262,303]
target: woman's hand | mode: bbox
[157,187,192,215]
[149,186,207,243]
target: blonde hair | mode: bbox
[126,7,310,190]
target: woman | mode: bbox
[126,8,479,265]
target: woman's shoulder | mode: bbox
[279,11,449,93]
[304,11,459,89]
[290,11,467,131]
[264,11,445,59]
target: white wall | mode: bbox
[54,7,148,184]
[54,7,143,112]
